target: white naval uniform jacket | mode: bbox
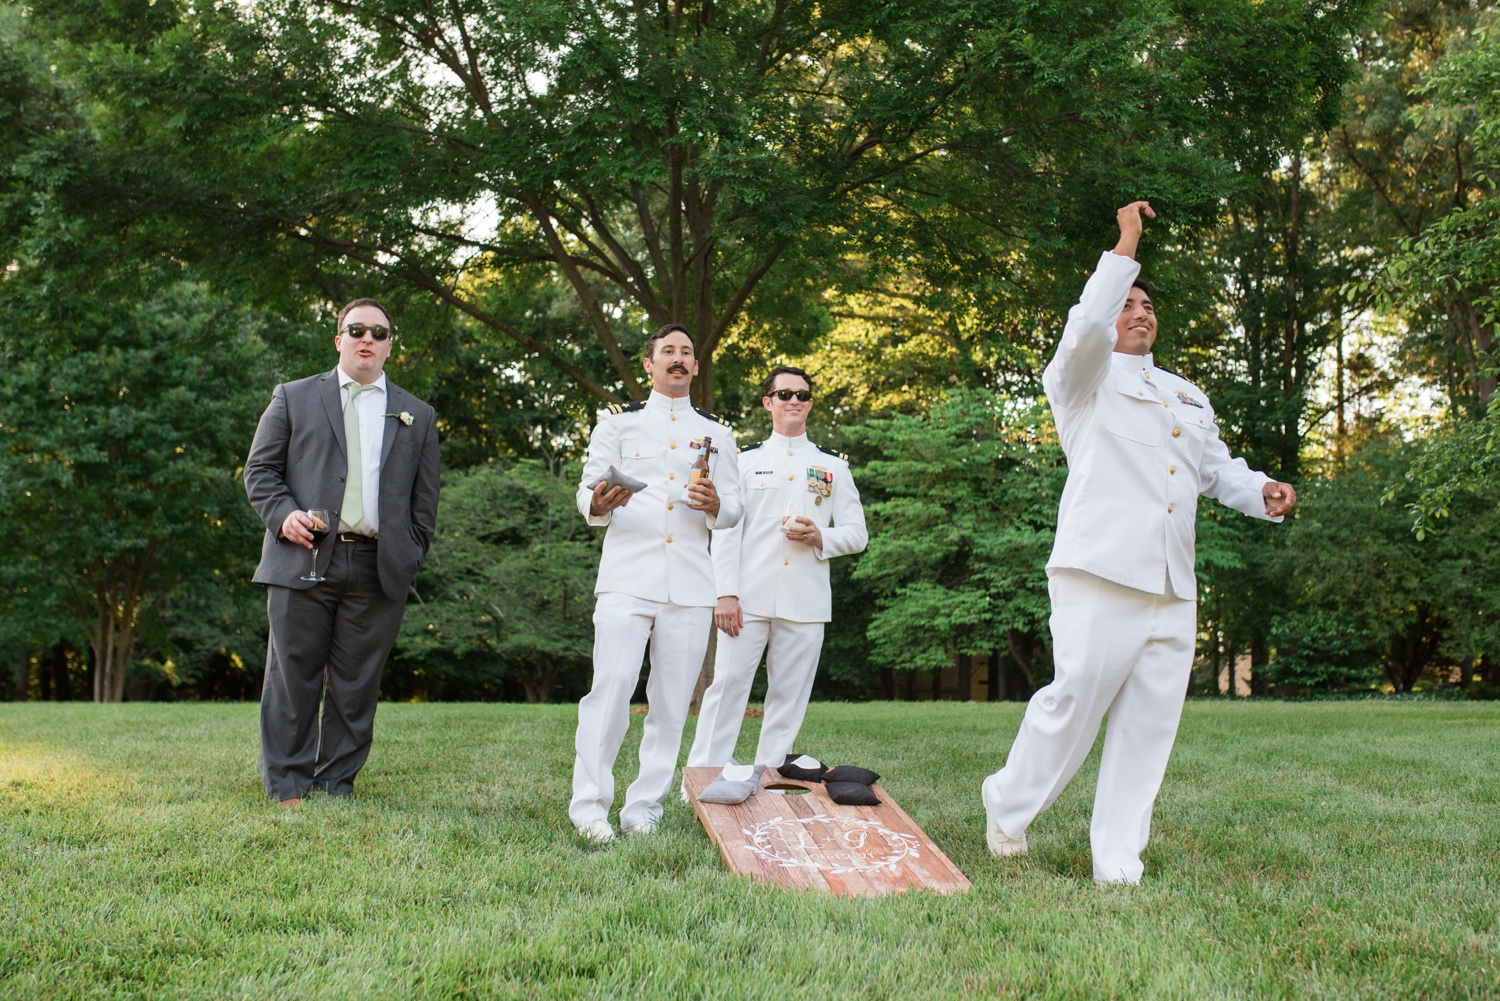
[712,431,868,623]
[1043,251,1282,599]
[576,391,743,606]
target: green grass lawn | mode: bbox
[1,700,1497,1000]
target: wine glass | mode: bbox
[300,509,331,582]
[781,497,806,538]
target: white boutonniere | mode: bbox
[386,412,415,426]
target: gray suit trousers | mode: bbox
[259,539,406,800]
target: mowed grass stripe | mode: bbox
[1,701,1496,1000]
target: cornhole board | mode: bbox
[683,766,971,898]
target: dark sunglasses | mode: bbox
[769,389,812,402]
[341,323,391,341]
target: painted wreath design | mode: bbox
[739,814,923,875]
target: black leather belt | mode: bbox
[337,532,377,544]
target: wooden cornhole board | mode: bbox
[683,766,971,898]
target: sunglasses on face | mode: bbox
[769,389,813,402]
[341,323,391,341]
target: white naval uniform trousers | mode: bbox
[687,431,867,769]
[570,391,742,831]
[989,250,1284,883]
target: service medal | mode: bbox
[807,466,833,498]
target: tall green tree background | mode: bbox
[2,0,1495,703]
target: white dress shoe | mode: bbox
[577,819,615,843]
[982,773,1028,857]
[622,818,659,836]
[680,781,691,804]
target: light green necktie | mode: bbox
[341,382,372,528]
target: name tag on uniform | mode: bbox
[807,466,833,497]
[1174,390,1204,409]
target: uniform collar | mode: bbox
[1110,351,1154,374]
[647,390,694,413]
[768,430,809,450]
[337,365,387,394]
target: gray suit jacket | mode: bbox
[244,369,440,601]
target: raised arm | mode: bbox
[1042,202,1153,411]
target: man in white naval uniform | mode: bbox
[982,201,1297,883]
[570,324,743,841]
[686,366,868,775]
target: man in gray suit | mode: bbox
[244,298,440,804]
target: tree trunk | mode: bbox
[91,603,136,704]
[50,641,70,701]
[987,651,1005,702]
[14,653,30,701]
[880,668,894,701]
[956,653,972,702]
[930,666,941,701]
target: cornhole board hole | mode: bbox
[683,766,971,898]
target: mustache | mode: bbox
[666,363,689,373]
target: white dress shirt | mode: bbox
[1043,251,1280,599]
[712,431,867,623]
[336,365,387,536]
[575,391,743,606]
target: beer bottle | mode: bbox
[685,436,712,505]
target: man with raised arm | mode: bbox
[981,202,1297,884]
[685,365,867,776]
[570,324,743,842]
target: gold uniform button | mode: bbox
[670,442,677,449]
[788,450,794,456]
[783,559,789,566]
[1168,504,1174,513]
[815,496,823,506]
[1144,372,1151,379]
[634,451,640,456]
[787,474,794,481]
[667,503,674,510]
[670,414,677,421]
[1138,391,1145,397]
[1169,466,1176,474]
[666,535,673,543]
[1172,428,1181,438]
[1161,401,1169,408]
[669,473,676,480]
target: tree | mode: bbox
[1335,0,1500,416]
[0,280,275,701]
[28,0,1373,414]
[849,390,1065,697]
[391,460,600,703]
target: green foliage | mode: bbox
[850,390,1064,678]
[1264,610,1383,691]
[1272,437,1500,693]
[390,461,601,703]
[0,276,275,700]
[15,0,1375,417]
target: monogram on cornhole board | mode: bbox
[683,766,971,897]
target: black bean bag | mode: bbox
[826,781,880,806]
[776,753,828,782]
[822,765,880,786]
